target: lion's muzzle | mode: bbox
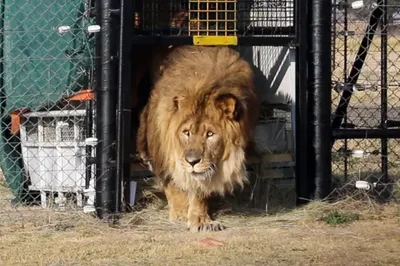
[184,149,202,167]
[182,149,216,180]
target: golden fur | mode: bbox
[136,45,259,232]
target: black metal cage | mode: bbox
[93,0,333,218]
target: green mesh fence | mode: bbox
[0,0,94,206]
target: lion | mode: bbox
[136,45,260,232]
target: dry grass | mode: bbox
[0,183,400,266]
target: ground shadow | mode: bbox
[132,173,297,219]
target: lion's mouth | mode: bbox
[192,170,207,176]
[189,165,216,180]
[191,171,212,180]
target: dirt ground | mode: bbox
[0,191,399,266]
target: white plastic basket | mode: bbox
[19,109,90,208]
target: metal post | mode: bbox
[380,0,388,183]
[309,0,332,200]
[343,1,349,182]
[116,0,133,212]
[295,0,312,204]
[95,0,119,219]
[85,100,93,189]
[333,128,400,139]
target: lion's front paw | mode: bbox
[187,218,225,232]
[169,208,188,222]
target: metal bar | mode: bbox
[331,2,384,131]
[116,0,133,212]
[95,0,118,219]
[386,120,400,128]
[85,100,93,189]
[295,0,311,204]
[310,0,332,200]
[381,0,388,183]
[238,37,296,46]
[132,26,295,36]
[131,36,296,46]
[115,0,124,214]
[343,1,349,181]
[306,74,315,199]
[332,129,400,139]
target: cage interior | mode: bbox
[133,0,295,36]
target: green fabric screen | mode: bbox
[0,0,93,201]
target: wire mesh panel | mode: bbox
[0,0,95,222]
[133,0,295,37]
[188,0,237,36]
[331,0,400,201]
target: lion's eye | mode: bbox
[206,131,214,137]
[183,130,190,136]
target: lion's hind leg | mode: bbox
[163,182,189,221]
[187,194,225,232]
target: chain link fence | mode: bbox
[331,0,400,201]
[0,0,96,223]
[0,0,298,224]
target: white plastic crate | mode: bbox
[19,109,90,209]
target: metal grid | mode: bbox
[188,0,237,36]
[133,0,295,36]
[331,0,400,201]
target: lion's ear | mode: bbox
[215,94,243,121]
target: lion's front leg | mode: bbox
[187,194,225,232]
[163,182,189,221]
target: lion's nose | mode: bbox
[185,150,202,167]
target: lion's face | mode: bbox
[176,117,225,181]
[170,91,249,182]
